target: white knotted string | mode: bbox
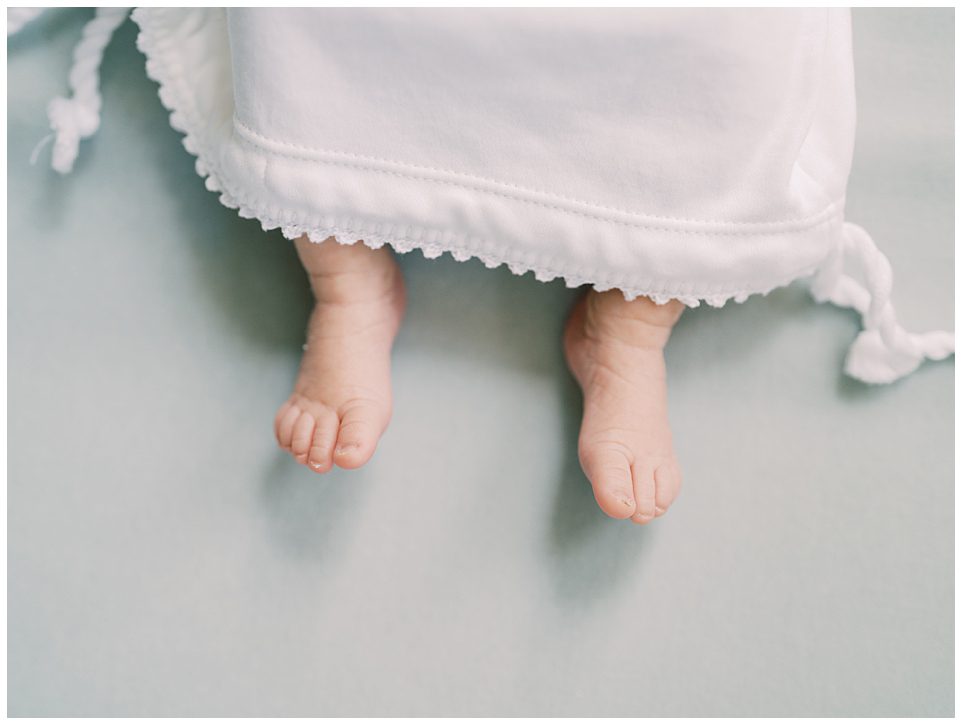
[810,222,955,383]
[29,7,130,174]
[7,7,45,36]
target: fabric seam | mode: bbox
[231,128,842,237]
[232,115,844,230]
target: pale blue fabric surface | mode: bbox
[7,9,954,716]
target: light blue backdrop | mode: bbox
[8,9,954,716]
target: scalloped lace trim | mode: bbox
[133,9,831,309]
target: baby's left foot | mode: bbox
[563,290,685,524]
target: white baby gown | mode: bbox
[17,7,954,383]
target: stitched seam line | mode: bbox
[232,129,842,237]
[231,116,844,233]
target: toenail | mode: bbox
[654,506,666,515]
[620,496,636,508]
[309,461,324,470]
[335,444,358,455]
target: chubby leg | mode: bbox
[563,290,684,524]
[274,237,405,472]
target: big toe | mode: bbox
[334,399,389,469]
[580,445,637,520]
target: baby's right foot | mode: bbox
[274,236,405,472]
[563,290,684,524]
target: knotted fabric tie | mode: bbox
[21,7,130,173]
[810,222,954,383]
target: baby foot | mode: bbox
[274,237,405,472]
[563,290,684,524]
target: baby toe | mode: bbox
[333,400,387,469]
[290,410,316,463]
[307,408,339,473]
[276,402,301,451]
[653,459,682,516]
[630,461,658,525]
[274,400,292,438]
[579,444,637,520]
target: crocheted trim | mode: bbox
[133,8,837,309]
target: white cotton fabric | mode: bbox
[127,7,952,382]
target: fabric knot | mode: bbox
[46,96,101,174]
[810,222,954,384]
[28,8,130,174]
[47,96,101,137]
[845,329,925,384]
